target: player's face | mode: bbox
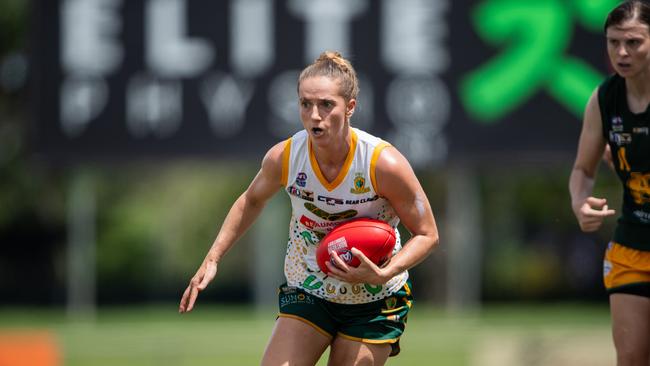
[606,19,650,78]
[298,76,355,147]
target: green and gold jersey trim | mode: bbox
[370,142,391,194]
[281,138,292,187]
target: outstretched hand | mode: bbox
[573,197,616,232]
[179,259,218,313]
[326,248,389,285]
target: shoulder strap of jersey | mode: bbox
[281,137,292,187]
[598,73,620,139]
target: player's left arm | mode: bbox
[328,146,439,285]
[373,146,439,279]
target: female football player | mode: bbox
[569,1,650,365]
[179,50,439,365]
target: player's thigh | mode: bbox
[327,336,391,366]
[610,293,650,360]
[261,316,331,366]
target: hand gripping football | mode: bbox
[316,218,396,274]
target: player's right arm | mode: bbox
[179,140,287,313]
[569,89,616,232]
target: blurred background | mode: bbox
[0,0,624,365]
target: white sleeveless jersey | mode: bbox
[281,127,408,304]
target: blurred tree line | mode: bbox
[0,160,620,306]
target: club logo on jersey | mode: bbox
[287,185,314,201]
[633,127,649,135]
[350,173,371,194]
[295,172,307,187]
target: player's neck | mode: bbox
[314,141,349,168]
[626,70,650,98]
[311,133,351,183]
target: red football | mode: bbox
[316,218,396,274]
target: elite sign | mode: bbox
[31,0,614,166]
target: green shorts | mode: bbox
[277,281,413,357]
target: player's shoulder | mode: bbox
[350,127,404,170]
[267,130,307,159]
[597,73,623,102]
[352,127,384,146]
[262,138,291,169]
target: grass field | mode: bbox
[0,303,614,366]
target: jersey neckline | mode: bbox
[308,129,358,192]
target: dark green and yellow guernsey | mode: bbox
[599,74,650,250]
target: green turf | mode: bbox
[0,303,613,366]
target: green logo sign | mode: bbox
[460,0,617,122]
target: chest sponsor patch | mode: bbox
[287,185,314,201]
[609,132,632,146]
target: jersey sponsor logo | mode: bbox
[280,284,297,294]
[350,173,371,194]
[287,185,314,201]
[280,292,315,307]
[633,127,649,135]
[299,215,339,230]
[295,172,307,187]
[345,195,379,205]
[609,131,632,146]
[315,194,379,205]
[318,195,344,206]
[633,210,650,224]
